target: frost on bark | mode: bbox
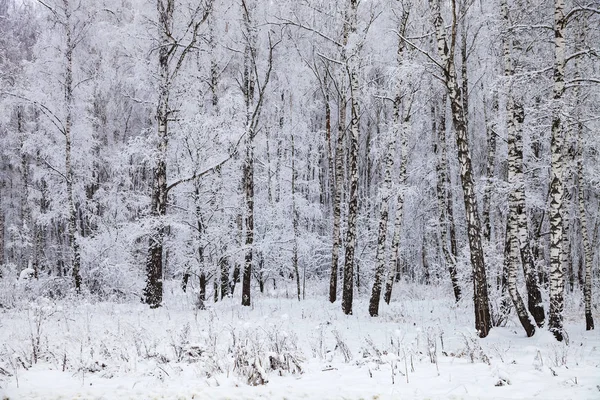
[548,0,566,342]
[430,0,491,337]
[369,11,408,316]
[433,97,461,303]
[342,0,360,316]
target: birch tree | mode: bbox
[548,0,566,341]
[429,0,491,337]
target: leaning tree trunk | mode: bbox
[434,97,461,303]
[548,0,566,342]
[505,99,535,336]
[430,0,491,337]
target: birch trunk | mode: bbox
[368,101,396,316]
[434,98,461,303]
[482,92,498,243]
[329,98,345,303]
[430,0,491,337]
[341,0,359,315]
[369,13,408,315]
[383,113,409,305]
[549,0,566,342]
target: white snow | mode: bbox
[0,283,598,400]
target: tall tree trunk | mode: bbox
[242,139,254,306]
[430,0,491,337]
[434,97,461,303]
[383,112,409,305]
[329,96,345,303]
[548,0,566,342]
[369,13,408,315]
[501,0,545,329]
[368,101,396,316]
[241,1,256,307]
[63,0,81,292]
[144,0,172,308]
[342,64,359,315]
[291,134,301,301]
[482,91,498,243]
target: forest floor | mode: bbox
[0,282,598,400]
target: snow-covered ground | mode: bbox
[1,283,598,400]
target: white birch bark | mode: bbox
[430,0,491,337]
[548,0,567,342]
[369,12,408,315]
[342,0,360,315]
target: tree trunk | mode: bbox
[548,0,566,342]
[291,134,301,301]
[63,0,81,292]
[383,112,409,305]
[329,96,345,303]
[143,0,172,308]
[368,102,395,316]
[430,0,491,337]
[482,92,498,243]
[370,10,409,316]
[242,139,254,306]
[434,97,461,303]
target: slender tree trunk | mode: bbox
[501,0,545,329]
[384,112,409,305]
[369,14,408,315]
[342,65,359,315]
[549,0,566,342]
[368,103,395,316]
[62,0,81,292]
[482,92,498,243]
[242,139,254,306]
[329,97,345,303]
[430,0,491,337]
[220,253,229,299]
[434,98,461,303]
[291,134,301,301]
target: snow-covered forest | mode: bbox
[1,0,599,398]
